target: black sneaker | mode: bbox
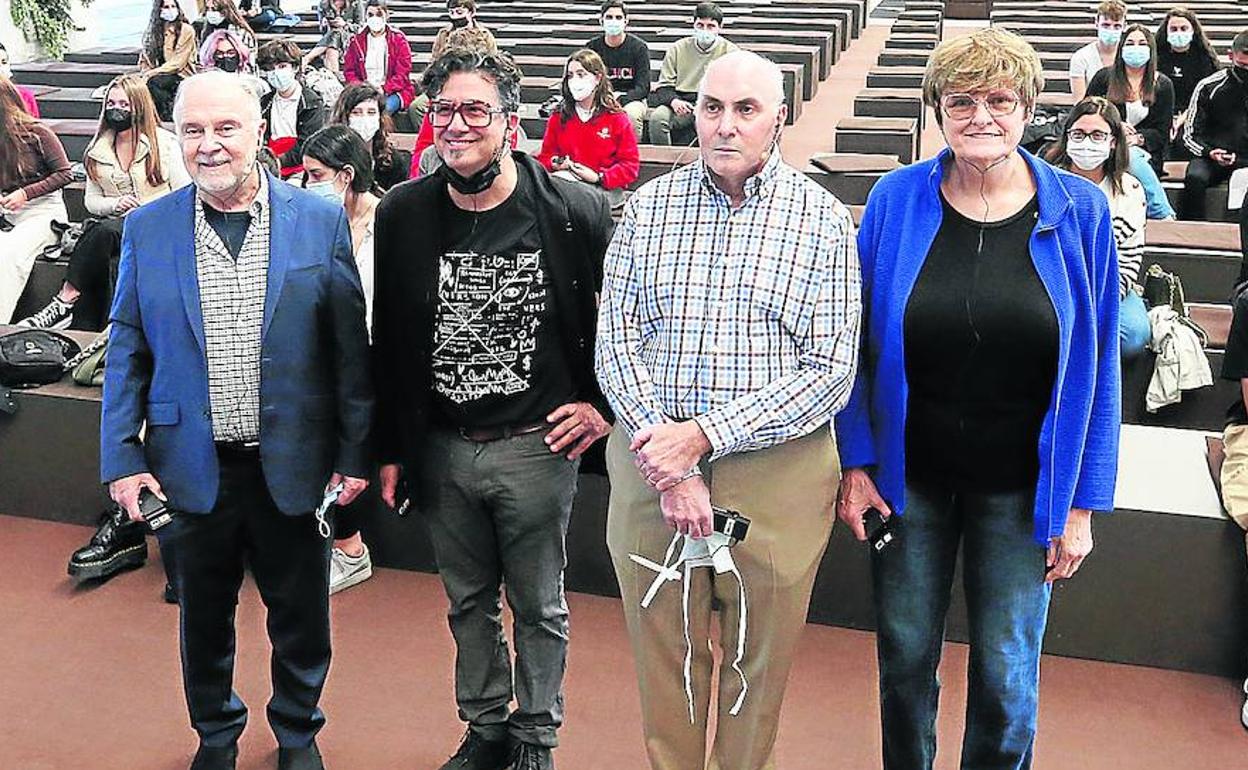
[16,296,74,329]
[437,728,512,770]
[509,742,554,770]
[67,506,148,581]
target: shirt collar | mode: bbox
[698,147,783,204]
[196,165,270,219]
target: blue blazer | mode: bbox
[834,148,1121,545]
[100,175,373,515]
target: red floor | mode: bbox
[0,514,1245,769]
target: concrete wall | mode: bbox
[1,0,99,61]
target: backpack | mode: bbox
[0,329,82,387]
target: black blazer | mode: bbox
[371,151,615,469]
[1086,68,1175,171]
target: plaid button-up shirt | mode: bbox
[195,171,270,444]
[595,152,861,460]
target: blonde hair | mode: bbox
[1096,0,1127,22]
[922,28,1044,113]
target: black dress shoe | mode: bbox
[189,744,237,770]
[67,506,148,581]
[438,728,512,770]
[278,743,325,770]
[509,742,554,770]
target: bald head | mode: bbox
[700,50,785,108]
[173,70,263,129]
[695,50,788,203]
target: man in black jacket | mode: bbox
[257,41,326,176]
[372,50,613,770]
[1180,30,1248,220]
[585,0,652,140]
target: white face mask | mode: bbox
[1067,138,1112,171]
[350,113,381,142]
[204,10,224,25]
[366,16,385,33]
[693,28,717,48]
[567,76,597,102]
[306,176,346,205]
[160,7,179,21]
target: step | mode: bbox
[36,87,103,120]
[10,61,130,89]
[834,116,918,165]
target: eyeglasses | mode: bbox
[939,91,1021,121]
[1067,129,1111,143]
[429,99,507,128]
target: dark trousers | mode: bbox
[156,449,332,748]
[1181,156,1248,220]
[415,428,579,748]
[66,217,122,332]
[333,495,361,540]
[147,74,183,122]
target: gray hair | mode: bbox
[699,50,786,107]
[172,70,265,128]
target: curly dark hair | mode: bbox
[420,48,524,114]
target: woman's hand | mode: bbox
[0,187,29,212]
[835,467,892,542]
[114,195,141,215]
[1046,508,1093,583]
[571,161,600,184]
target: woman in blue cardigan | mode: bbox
[834,29,1121,770]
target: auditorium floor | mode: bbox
[1,514,1244,769]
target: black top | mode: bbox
[1186,68,1248,158]
[904,193,1058,492]
[1222,289,1248,426]
[585,33,652,105]
[202,203,252,260]
[1157,47,1219,112]
[429,167,577,429]
[1086,68,1176,171]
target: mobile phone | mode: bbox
[138,488,172,530]
[551,155,567,166]
[865,507,895,552]
[712,506,750,544]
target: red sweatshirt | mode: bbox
[535,109,639,190]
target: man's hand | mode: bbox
[835,467,891,542]
[109,472,166,523]
[545,401,611,460]
[328,472,368,506]
[631,420,711,491]
[671,98,693,116]
[379,463,401,509]
[660,475,713,538]
[0,187,29,213]
[1211,148,1237,167]
[1046,508,1093,583]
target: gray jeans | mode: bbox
[417,428,580,748]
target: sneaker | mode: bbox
[329,544,373,595]
[510,742,554,770]
[437,728,511,770]
[17,296,74,329]
[1241,677,1248,731]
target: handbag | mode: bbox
[0,329,82,387]
[69,326,110,387]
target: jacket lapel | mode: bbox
[172,187,206,354]
[263,174,294,342]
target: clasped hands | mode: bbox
[633,421,714,539]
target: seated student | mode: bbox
[1046,97,1150,358]
[257,40,326,177]
[1086,25,1178,219]
[198,28,253,74]
[239,0,284,31]
[647,1,737,145]
[343,0,413,117]
[196,0,256,63]
[0,42,39,117]
[586,0,651,140]
[18,75,189,332]
[1181,30,1248,221]
[0,80,72,325]
[330,82,411,191]
[300,125,379,594]
[536,49,639,207]
[1069,0,1127,101]
[1155,7,1221,156]
[304,0,362,75]
[408,0,498,129]
[139,0,197,121]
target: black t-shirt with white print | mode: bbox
[1221,288,1248,427]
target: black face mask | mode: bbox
[450,16,469,28]
[214,54,240,73]
[1233,64,1248,82]
[103,108,133,130]
[438,135,508,195]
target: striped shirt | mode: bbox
[195,171,271,443]
[595,151,862,460]
[1100,173,1145,298]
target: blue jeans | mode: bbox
[1120,290,1150,358]
[872,478,1052,770]
[1129,146,1176,220]
[383,92,402,115]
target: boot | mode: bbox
[67,506,148,581]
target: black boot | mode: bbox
[67,506,148,581]
[438,728,512,770]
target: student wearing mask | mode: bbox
[19,74,190,333]
[304,0,362,75]
[140,0,198,121]
[1046,97,1150,358]
[1181,30,1248,221]
[0,42,39,117]
[409,0,498,129]
[1069,0,1127,101]
[537,49,639,207]
[258,41,326,178]
[343,0,413,117]
[585,0,651,140]
[198,28,254,74]
[1155,7,1221,154]
[647,1,737,145]
[197,0,256,57]
[1086,25,1178,219]
[330,82,411,191]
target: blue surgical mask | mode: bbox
[1167,30,1193,49]
[266,65,296,92]
[306,178,345,205]
[1097,27,1122,47]
[1122,45,1151,68]
[603,19,625,36]
[693,28,717,48]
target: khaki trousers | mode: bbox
[1220,424,1248,558]
[606,427,840,770]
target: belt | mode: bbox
[215,440,260,456]
[457,419,548,443]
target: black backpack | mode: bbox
[0,329,82,387]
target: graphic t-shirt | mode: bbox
[431,169,575,428]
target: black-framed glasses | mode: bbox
[429,99,507,128]
[1067,129,1111,143]
[940,90,1021,121]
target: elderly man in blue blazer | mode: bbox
[100,70,372,770]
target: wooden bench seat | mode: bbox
[834,116,918,164]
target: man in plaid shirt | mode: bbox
[595,50,860,770]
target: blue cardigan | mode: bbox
[833,148,1121,545]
